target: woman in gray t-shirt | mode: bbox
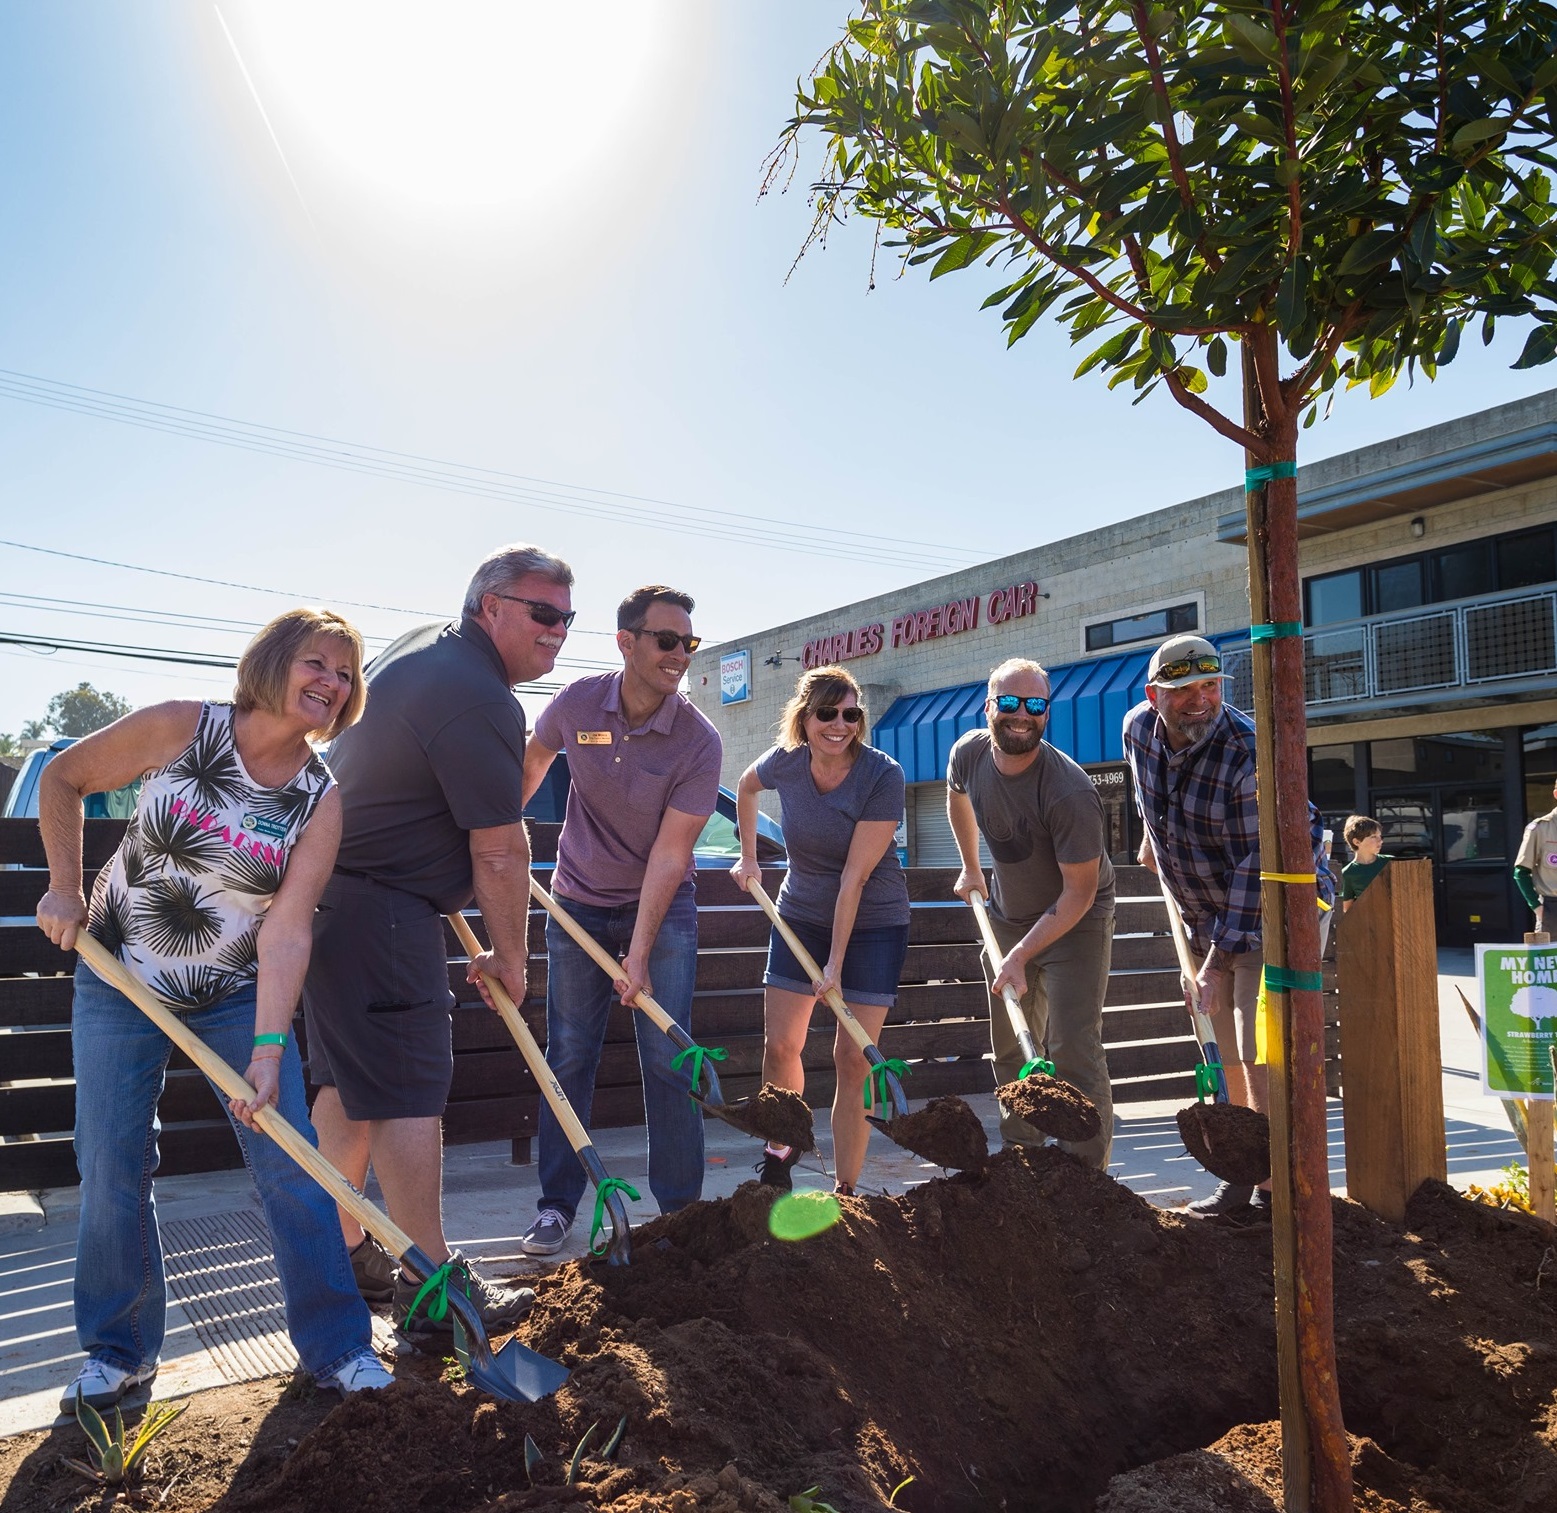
[731,666,909,1196]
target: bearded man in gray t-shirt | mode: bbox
[947,657,1115,1169]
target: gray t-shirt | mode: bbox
[328,617,527,912]
[947,730,1114,928]
[755,743,909,929]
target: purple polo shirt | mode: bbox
[535,672,722,907]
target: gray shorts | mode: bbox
[303,873,456,1120]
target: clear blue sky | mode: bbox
[2,1,1551,735]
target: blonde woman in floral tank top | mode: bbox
[36,609,395,1408]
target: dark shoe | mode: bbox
[350,1235,398,1303]
[520,1208,572,1257]
[756,1146,800,1191]
[835,1182,855,1198]
[394,1250,535,1338]
[1185,1181,1253,1217]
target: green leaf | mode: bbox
[929,230,997,280]
[1452,119,1507,151]
[1174,366,1209,394]
[1337,229,1399,277]
[1207,335,1228,377]
[1226,16,1282,66]
[1512,323,1557,369]
[1439,317,1462,365]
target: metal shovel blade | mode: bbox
[688,1088,774,1142]
[402,1244,569,1402]
[449,1296,571,1403]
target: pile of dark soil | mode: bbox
[4,1157,1554,1513]
[995,1073,1102,1142]
[1177,1101,1272,1186]
[878,1094,988,1170]
[716,1082,814,1151]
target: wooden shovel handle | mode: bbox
[445,909,594,1153]
[527,878,676,1035]
[742,879,874,1055]
[73,933,417,1260]
[966,892,1028,1016]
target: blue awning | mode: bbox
[875,633,1249,783]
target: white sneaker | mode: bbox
[320,1351,393,1396]
[59,1358,158,1415]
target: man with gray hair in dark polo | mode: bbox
[947,656,1116,1171]
[304,542,574,1335]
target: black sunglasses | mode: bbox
[492,593,576,629]
[812,705,864,725]
[992,694,1049,716]
[1154,654,1222,681]
[629,627,702,654]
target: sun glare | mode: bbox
[214,1,667,231]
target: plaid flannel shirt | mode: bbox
[1122,699,1334,956]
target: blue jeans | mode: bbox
[71,963,370,1380]
[538,886,703,1220]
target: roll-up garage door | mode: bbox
[908,781,991,868]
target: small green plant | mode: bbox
[888,1476,916,1507]
[1467,1160,1538,1214]
[789,1488,842,1513]
[62,1390,188,1485]
[441,1354,467,1383]
[523,1433,545,1486]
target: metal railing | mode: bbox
[1305,586,1557,705]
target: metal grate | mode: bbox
[1464,591,1557,682]
[1304,627,1368,705]
[160,1209,298,1383]
[1371,609,1458,693]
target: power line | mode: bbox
[0,632,241,669]
[0,369,984,572]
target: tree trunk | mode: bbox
[1243,347,1354,1512]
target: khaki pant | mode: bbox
[983,912,1115,1170]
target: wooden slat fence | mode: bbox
[0,817,1338,1190]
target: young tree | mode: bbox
[770,3,1557,1508]
[43,684,133,738]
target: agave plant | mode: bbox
[62,1389,188,1485]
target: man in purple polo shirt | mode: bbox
[518,585,722,1254]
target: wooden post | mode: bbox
[1336,859,1447,1222]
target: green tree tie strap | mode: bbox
[865,1058,912,1112]
[403,1260,457,1328]
[1245,461,1297,488]
[670,1042,728,1093]
[589,1177,642,1257]
[1249,621,1303,642]
[1194,1063,1222,1103]
[1020,1056,1055,1080]
[1264,965,1324,993]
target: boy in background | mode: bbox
[1340,816,1391,913]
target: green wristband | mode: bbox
[253,1033,287,1048]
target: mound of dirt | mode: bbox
[1176,1101,1272,1186]
[879,1095,988,1170]
[717,1083,814,1152]
[5,1159,1554,1513]
[994,1073,1102,1142]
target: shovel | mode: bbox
[967,892,1053,1082]
[526,878,768,1144]
[446,910,634,1266]
[1159,887,1273,1188]
[71,933,567,1404]
[741,879,910,1121]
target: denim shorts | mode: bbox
[763,918,910,1008]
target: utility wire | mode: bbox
[0,369,983,572]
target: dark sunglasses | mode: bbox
[812,705,864,725]
[992,694,1049,716]
[1154,654,1222,681]
[630,627,702,654]
[493,593,576,629]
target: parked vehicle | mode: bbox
[1,739,142,821]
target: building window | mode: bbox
[1304,521,1557,625]
[1083,599,1198,653]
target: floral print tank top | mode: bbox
[87,703,333,1012]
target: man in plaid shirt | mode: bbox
[1122,634,1334,1217]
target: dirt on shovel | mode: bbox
[878,1094,990,1170]
[1176,1101,1272,1186]
[717,1081,816,1151]
[996,1073,1103,1143]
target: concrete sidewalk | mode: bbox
[0,952,1527,1440]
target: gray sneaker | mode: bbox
[59,1358,158,1415]
[1185,1181,1254,1216]
[349,1235,398,1303]
[520,1208,573,1257]
[394,1251,535,1338]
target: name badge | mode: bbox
[577,730,613,746]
